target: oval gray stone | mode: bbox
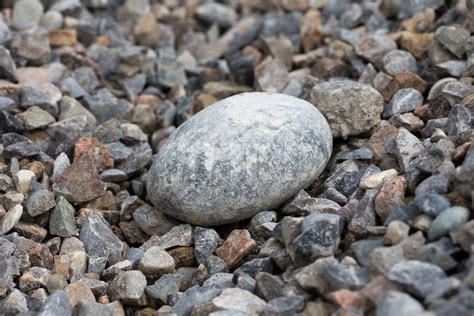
[147,92,332,226]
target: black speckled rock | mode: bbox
[147,93,332,225]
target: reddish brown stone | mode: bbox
[54,255,70,278]
[301,10,322,52]
[216,229,256,269]
[193,93,218,113]
[329,289,369,310]
[242,45,262,64]
[25,161,44,179]
[135,94,160,107]
[382,72,428,101]
[374,175,407,221]
[311,58,349,81]
[55,153,106,203]
[98,295,110,304]
[73,137,113,172]
[168,247,197,268]
[65,282,95,307]
[365,121,398,160]
[421,96,451,120]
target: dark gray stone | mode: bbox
[26,189,56,217]
[415,172,451,196]
[350,238,385,267]
[387,260,446,299]
[0,47,17,83]
[79,211,124,274]
[0,111,24,133]
[234,257,275,278]
[256,272,284,301]
[292,213,342,266]
[84,89,132,124]
[415,239,458,271]
[414,193,451,217]
[435,25,470,58]
[172,285,222,316]
[194,227,222,264]
[133,204,179,236]
[446,105,471,136]
[146,274,180,304]
[323,262,370,291]
[147,93,332,225]
[412,139,455,174]
[383,88,423,118]
[205,255,228,275]
[323,161,363,196]
[38,290,71,316]
[49,196,76,238]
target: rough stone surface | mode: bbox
[138,246,175,279]
[216,229,256,269]
[147,93,332,225]
[79,211,124,274]
[109,270,147,304]
[306,80,384,139]
[49,196,77,238]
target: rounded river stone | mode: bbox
[147,92,332,226]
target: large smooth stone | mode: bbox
[147,93,332,226]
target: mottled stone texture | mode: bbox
[306,80,384,139]
[147,92,332,225]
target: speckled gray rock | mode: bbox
[383,88,423,118]
[306,80,384,139]
[37,290,71,316]
[26,189,56,217]
[435,25,470,58]
[387,260,446,299]
[383,50,417,76]
[79,211,124,274]
[109,270,147,304]
[194,227,222,264]
[147,93,332,226]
